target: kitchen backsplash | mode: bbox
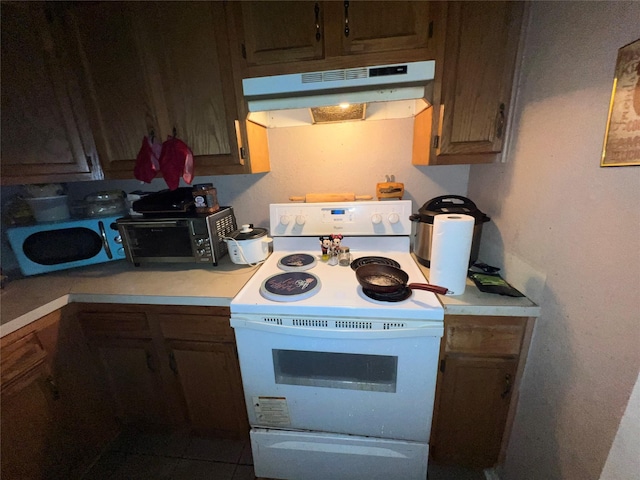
[2,118,470,273]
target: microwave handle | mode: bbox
[98,221,113,259]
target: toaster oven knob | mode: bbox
[388,212,400,224]
[197,249,206,256]
[295,215,306,226]
[280,214,291,225]
[114,235,122,244]
[371,213,382,224]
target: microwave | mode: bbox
[6,216,126,276]
[116,207,237,266]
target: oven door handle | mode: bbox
[230,317,443,339]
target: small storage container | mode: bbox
[25,195,70,223]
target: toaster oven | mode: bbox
[116,207,237,266]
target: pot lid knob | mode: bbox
[240,224,253,233]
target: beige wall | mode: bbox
[467,2,640,479]
[66,117,470,229]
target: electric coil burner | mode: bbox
[230,200,444,480]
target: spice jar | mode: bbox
[192,184,219,214]
[338,246,351,266]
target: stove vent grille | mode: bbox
[383,322,408,330]
[263,317,283,325]
[292,318,329,328]
[335,320,373,330]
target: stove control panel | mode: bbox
[270,200,413,236]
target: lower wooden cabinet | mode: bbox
[1,307,119,479]
[78,304,249,438]
[430,315,534,469]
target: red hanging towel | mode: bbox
[158,136,194,190]
[133,136,161,183]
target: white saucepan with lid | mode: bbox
[225,224,272,265]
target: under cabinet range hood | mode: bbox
[243,61,435,128]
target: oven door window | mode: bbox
[272,349,398,393]
[23,228,103,265]
[126,224,193,258]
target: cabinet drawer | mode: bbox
[444,317,525,356]
[1,333,47,387]
[158,314,234,342]
[79,312,150,338]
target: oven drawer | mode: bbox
[251,428,429,480]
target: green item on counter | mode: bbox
[468,272,525,297]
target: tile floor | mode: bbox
[83,428,485,480]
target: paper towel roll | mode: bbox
[429,214,475,296]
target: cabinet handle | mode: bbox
[169,352,178,375]
[46,375,60,400]
[343,1,350,37]
[496,103,505,139]
[501,373,512,399]
[146,352,156,372]
[314,3,321,42]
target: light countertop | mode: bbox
[1,255,540,338]
[0,257,261,337]
[413,254,540,317]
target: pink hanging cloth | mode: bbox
[158,135,194,190]
[133,136,162,183]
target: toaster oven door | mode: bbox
[118,219,210,265]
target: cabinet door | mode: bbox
[0,3,99,185]
[437,1,523,160]
[239,1,325,66]
[431,355,517,468]
[166,339,249,438]
[66,2,160,178]
[231,1,435,72]
[89,337,172,426]
[339,1,432,56]
[68,2,246,178]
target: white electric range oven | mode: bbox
[230,201,444,480]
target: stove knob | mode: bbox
[295,215,306,226]
[388,212,400,224]
[371,213,382,224]
[280,215,291,225]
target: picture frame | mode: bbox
[600,38,640,167]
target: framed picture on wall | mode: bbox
[601,38,640,167]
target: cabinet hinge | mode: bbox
[241,43,247,59]
[439,358,446,372]
[428,21,434,39]
[432,135,440,149]
[240,147,246,159]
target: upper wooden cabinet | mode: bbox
[228,1,437,76]
[65,1,268,179]
[0,2,101,185]
[429,1,524,164]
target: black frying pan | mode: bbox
[355,264,449,295]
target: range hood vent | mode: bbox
[243,61,435,128]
